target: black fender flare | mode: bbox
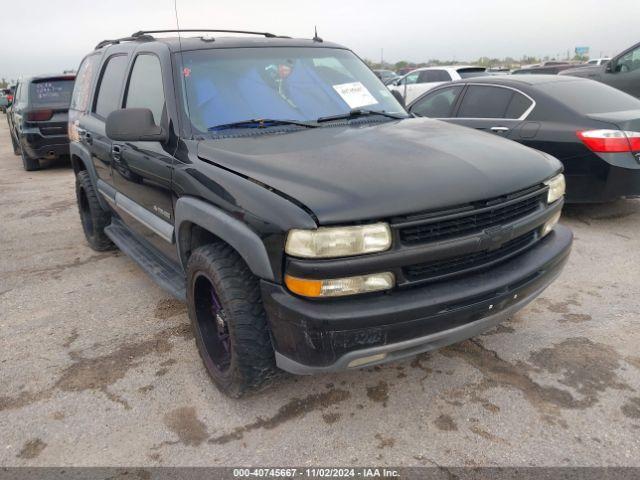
[69,142,109,211]
[174,196,275,282]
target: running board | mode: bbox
[105,219,186,301]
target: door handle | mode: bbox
[84,132,93,144]
[111,145,122,159]
[490,126,510,134]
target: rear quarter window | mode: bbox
[94,54,129,118]
[537,79,640,114]
[71,54,101,112]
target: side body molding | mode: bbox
[174,196,276,282]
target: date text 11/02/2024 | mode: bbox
[232,468,400,478]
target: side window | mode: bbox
[94,55,129,118]
[457,85,514,118]
[404,72,419,85]
[418,70,452,83]
[616,45,640,73]
[71,54,100,112]
[410,86,463,118]
[125,54,165,124]
[417,71,431,83]
[504,92,533,119]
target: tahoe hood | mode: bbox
[197,118,561,224]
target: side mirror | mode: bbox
[605,61,615,73]
[106,108,167,142]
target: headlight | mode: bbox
[544,174,565,204]
[542,211,561,237]
[285,223,392,258]
[285,272,395,298]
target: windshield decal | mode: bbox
[332,82,378,109]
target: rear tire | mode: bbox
[187,243,278,398]
[20,144,39,171]
[10,130,20,155]
[75,170,114,251]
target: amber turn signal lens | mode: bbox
[284,275,323,297]
[285,272,395,298]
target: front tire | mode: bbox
[187,243,278,397]
[75,170,114,251]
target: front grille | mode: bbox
[398,188,545,245]
[403,231,537,283]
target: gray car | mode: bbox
[560,41,640,98]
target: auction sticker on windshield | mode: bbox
[333,82,378,109]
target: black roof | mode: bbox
[95,30,346,52]
[449,74,587,87]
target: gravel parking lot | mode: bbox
[1,114,640,467]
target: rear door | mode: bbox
[112,52,176,258]
[447,84,534,138]
[81,53,130,187]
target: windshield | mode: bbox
[29,78,75,106]
[179,47,406,133]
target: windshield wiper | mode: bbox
[316,109,405,123]
[208,118,318,132]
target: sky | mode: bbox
[1,0,639,80]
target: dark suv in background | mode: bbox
[8,74,75,170]
[69,30,571,397]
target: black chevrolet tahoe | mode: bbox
[8,74,75,170]
[69,30,572,397]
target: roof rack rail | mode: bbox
[95,29,290,50]
[130,29,286,39]
[94,34,154,50]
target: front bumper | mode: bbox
[261,224,572,374]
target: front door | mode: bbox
[602,44,640,99]
[112,53,176,260]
